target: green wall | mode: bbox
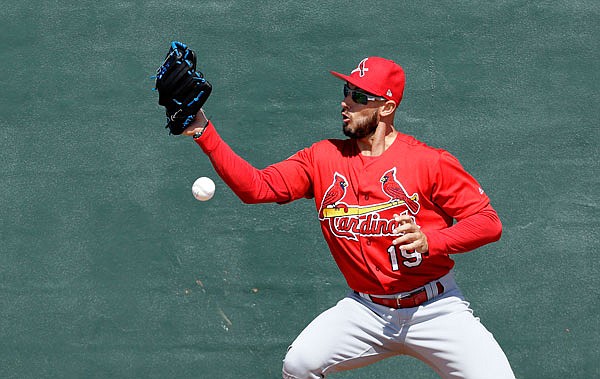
[1,1,598,378]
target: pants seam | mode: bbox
[321,346,394,377]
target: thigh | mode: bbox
[282,295,395,379]
[404,294,515,379]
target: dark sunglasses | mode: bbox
[343,84,386,105]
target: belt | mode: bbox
[356,281,445,309]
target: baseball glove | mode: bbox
[154,41,212,135]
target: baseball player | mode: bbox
[155,44,516,378]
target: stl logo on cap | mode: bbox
[330,56,405,104]
[351,58,370,77]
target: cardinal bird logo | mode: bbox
[319,173,349,219]
[380,168,420,214]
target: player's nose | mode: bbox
[342,92,355,106]
[341,98,351,110]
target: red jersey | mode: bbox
[196,122,502,294]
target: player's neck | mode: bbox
[356,123,398,157]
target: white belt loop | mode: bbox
[424,281,437,300]
[437,271,455,293]
[357,292,371,301]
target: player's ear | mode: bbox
[379,100,397,117]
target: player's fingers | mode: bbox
[404,234,429,254]
[393,222,419,235]
[399,242,420,252]
[393,213,413,224]
[398,236,427,252]
[392,232,418,246]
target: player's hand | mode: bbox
[182,109,209,136]
[391,214,429,254]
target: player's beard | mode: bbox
[342,110,379,139]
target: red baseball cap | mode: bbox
[330,57,405,104]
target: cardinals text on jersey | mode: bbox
[318,169,421,242]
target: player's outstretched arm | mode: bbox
[154,43,310,205]
[182,109,305,204]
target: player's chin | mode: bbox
[342,121,352,136]
[342,123,361,139]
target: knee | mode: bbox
[282,345,324,379]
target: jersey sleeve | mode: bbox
[194,122,313,204]
[430,151,490,219]
[423,151,502,255]
[269,148,315,202]
[425,204,502,256]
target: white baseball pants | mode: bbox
[282,273,515,379]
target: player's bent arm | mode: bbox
[423,203,502,257]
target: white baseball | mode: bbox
[192,177,215,201]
